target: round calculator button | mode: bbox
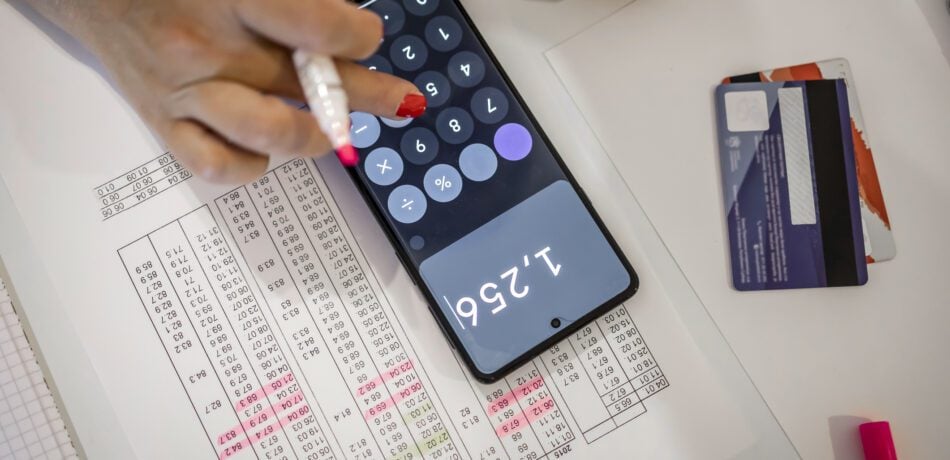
[459,143,498,182]
[403,0,439,16]
[381,117,413,128]
[360,55,393,74]
[425,16,462,52]
[494,123,533,161]
[424,164,463,203]
[436,107,474,145]
[388,185,427,224]
[401,127,439,165]
[364,148,404,186]
[413,71,451,108]
[471,87,509,124]
[349,112,381,149]
[447,51,485,88]
[390,35,428,72]
[369,0,405,36]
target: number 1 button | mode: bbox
[425,16,462,52]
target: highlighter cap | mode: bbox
[859,421,897,460]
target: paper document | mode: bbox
[0,276,78,459]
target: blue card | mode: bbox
[714,80,868,290]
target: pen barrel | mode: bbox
[293,51,351,150]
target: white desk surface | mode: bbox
[1,0,948,458]
[546,0,950,459]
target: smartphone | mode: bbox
[347,0,638,382]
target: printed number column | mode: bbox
[120,238,256,460]
[570,322,647,426]
[281,159,457,459]
[540,342,617,443]
[218,181,382,459]
[599,306,668,401]
[150,222,296,459]
[180,208,334,459]
[247,168,421,459]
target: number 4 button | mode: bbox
[471,87,509,124]
[448,51,485,88]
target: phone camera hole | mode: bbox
[550,318,561,328]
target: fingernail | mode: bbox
[396,93,427,118]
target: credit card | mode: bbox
[724,59,895,263]
[714,80,868,290]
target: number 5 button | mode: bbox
[390,35,428,72]
[471,87,508,124]
[448,51,485,88]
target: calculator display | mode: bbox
[350,0,637,381]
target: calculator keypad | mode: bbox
[356,0,552,259]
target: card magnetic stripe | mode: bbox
[803,80,862,286]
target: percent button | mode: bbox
[424,164,463,203]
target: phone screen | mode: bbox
[350,0,637,380]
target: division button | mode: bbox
[390,35,428,72]
[423,164,463,203]
[425,16,462,52]
[494,123,533,161]
[447,51,485,88]
[413,71,452,108]
[471,87,508,124]
[459,143,498,182]
[400,127,439,165]
[388,185,428,224]
[369,0,405,36]
[436,107,474,145]
[403,0,439,16]
[349,112,381,149]
[364,147,404,186]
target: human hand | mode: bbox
[26,0,426,183]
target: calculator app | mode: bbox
[352,0,635,377]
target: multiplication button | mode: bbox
[425,16,462,52]
[424,164,463,203]
[471,87,508,124]
[447,51,485,88]
[388,185,427,224]
[364,147,403,186]
[436,107,474,145]
[390,36,428,72]
[403,0,439,16]
[413,71,451,108]
[349,112,381,149]
[401,127,439,165]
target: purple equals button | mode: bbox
[493,123,533,161]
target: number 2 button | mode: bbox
[390,36,428,72]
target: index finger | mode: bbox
[235,0,383,60]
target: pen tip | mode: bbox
[336,144,359,167]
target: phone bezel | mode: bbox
[346,0,639,383]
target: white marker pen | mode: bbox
[293,51,359,167]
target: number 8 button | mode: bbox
[436,108,474,145]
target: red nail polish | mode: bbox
[396,93,427,118]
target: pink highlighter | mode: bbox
[860,421,898,460]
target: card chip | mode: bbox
[778,87,817,226]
